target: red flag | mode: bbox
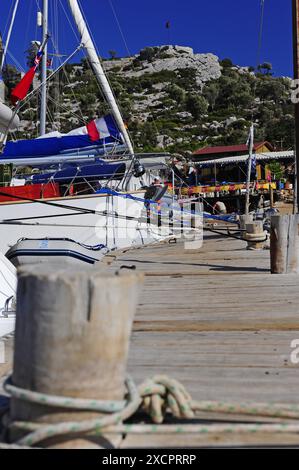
[11,66,36,105]
[86,119,100,141]
[11,51,43,105]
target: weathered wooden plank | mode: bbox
[120,431,299,448]
[115,233,299,447]
[2,231,299,448]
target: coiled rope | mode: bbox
[1,374,299,448]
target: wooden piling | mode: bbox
[269,186,274,209]
[9,264,143,447]
[270,214,299,273]
[184,201,203,251]
[239,214,253,240]
[244,221,266,250]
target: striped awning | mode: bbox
[197,151,294,167]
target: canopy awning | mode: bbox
[196,151,294,167]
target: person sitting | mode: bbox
[213,201,227,214]
[188,167,198,187]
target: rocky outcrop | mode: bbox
[4,43,291,152]
[104,45,222,87]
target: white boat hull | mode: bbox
[0,252,17,338]
[0,317,15,338]
[0,191,151,254]
[0,189,155,338]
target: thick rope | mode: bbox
[1,374,299,448]
[4,376,141,447]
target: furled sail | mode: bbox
[1,114,123,159]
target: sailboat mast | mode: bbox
[40,0,48,136]
[67,0,134,156]
[245,124,254,215]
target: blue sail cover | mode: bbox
[31,161,126,184]
[1,114,122,159]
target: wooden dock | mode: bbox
[1,230,299,447]
[104,231,299,447]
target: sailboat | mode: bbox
[0,0,181,337]
[0,0,171,258]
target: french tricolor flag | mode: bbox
[66,114,121,142]
[86,117,111,141]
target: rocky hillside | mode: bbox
[2,45,294,154]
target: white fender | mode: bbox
[0,101,20,132]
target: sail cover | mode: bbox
[1,114,122,159]
[31,161,126,184]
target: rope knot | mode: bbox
[138,375,194,424]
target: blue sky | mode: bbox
[0,0,293,76]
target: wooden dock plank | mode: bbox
[108,233,299,447]
[121,431,299,448]
[2,231,299,448]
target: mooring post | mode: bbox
[269,2,299,272]
[243,221,266,250]
[270,214,299,273]
[239,214,254,239]
[8,264,143,448]
[269,185,274,209]
[184,200,203,251]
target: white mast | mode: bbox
[40,0,48,135]
[245,124,254,215]
[67,0,134,156]
[0,0,20,73]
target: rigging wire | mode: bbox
[0,0,20,73]
[256,0,266,72]
[107,0,164,152]
[108,0,131,58]
[75,0,134,152]
[244,0,267,195]
[0,189,141,224]
[105,0,137,147]
[44,92,86,125]
[56,0,130,149]
[46,8,86,126]
[16,45,83,113]
[23,0,34,68]
[34,1,88,133]
[1,1,14,39]
[6,50,25,73]
[52,0,61,127]
[251,0,266,120]
[58,0,80,43]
